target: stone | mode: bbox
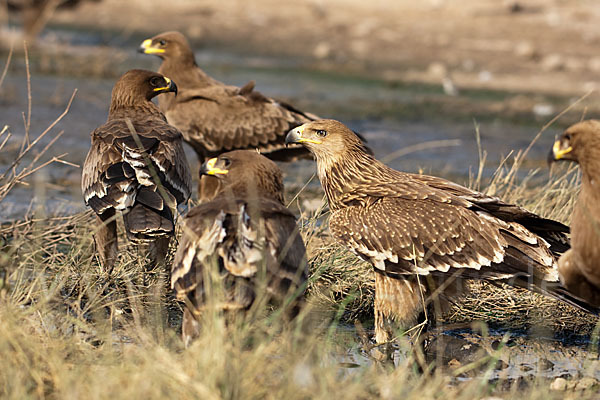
[540,54,564,71]
[550,377,567,391]
[514,41,535,58]
[427,62,447,79]
[538,358,554,371]
[313,42,331,59]
[448,358,461,368]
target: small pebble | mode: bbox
[478,70,492,82]
[540,54,564,72]
[538,358,554,371]
[514,41,535,58]
[313,42,331,59]
[533,103,554,117]
[448,358,461,368]
[427,62,447,79]
[519,364,533,372]
[550,377,567,391]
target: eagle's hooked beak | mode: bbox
[285,126,322,146]
[548,139,572,164]
[153,77,178,96]
[139,39,165,55]
[200,157,229,176]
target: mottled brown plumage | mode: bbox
[82,69,192,272]
[550,120,600,306]
[139,31,371,166]
[138,31,317,162]
[171,150,307,345]
[286,119,594,343]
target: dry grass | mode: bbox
[2,51,600,399]
[1,182,597,399]
[2,210,593,400]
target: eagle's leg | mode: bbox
[374,272,425,343]
[94,209,118,275]
[370,272,428,367]
[138,235,172,287]
[149,235,172,268]
[374,272,462,371]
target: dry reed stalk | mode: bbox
[0,42,78,205]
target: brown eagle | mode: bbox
[549,120,600,306]
[171,150,307,345]
[138,31,318,162]
[286,119,596,343]
[82,69,192,273]
[138,32,371,167]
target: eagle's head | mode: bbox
[139,31,194,63]
[109,69,177,114]
[549,120,600,167]
[200,150,284,204]
[285,119,365,164]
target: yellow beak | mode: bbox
[153,76,172,93]
[203,157,229,175]
[151,77,177,96]
[552,140,572,160]
[285,126,322,145]
[139,39,165,54]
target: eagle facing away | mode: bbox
[550,120,600,306]
[286,119,597,343]
[171,150,307,346]
[81,69,192,272]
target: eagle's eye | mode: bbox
[159,39,167,46]
[315,129,328,137]
[149,77,163,87]
[222,158,231,168]
[564,133,572,142]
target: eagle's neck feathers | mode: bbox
[108,100,166,122]
[317,145,394,211]
[580,157,600,196]
[159,57,219,90]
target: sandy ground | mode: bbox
[29,0,600,97]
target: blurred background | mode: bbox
[1,0,599,218]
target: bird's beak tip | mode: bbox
[550,140,573,164]
[138,39,151,54]
[139,39,165,55]
[285,127,302,145]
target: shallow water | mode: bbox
[332,325,600,383]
